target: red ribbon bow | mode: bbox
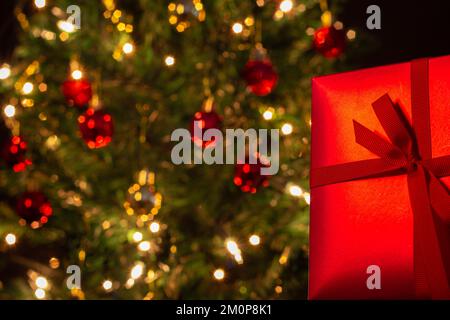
[311,59,450,299]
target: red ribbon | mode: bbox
[310,59,450,299]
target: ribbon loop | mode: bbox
[372,94,414,155]
[353,120,404,161]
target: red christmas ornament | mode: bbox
[242,59,278,96]
[189,110,222,148]
[1,136,32,172]
[16,191,53,225]
[313,26,346,58]
[233,157,270,193]
[78,108,114,149]
[62,78,92,107]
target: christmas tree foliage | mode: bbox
[0,0,356,299]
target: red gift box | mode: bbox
[309,56,450,299]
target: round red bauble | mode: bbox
[313,26,346,58]
[242,59,278,96]
[78,108,114,149]
[234,159,270,193]
[16,191,53,225]
[1,136,32,172]
[189,110,222,148]
[62,79,92,107]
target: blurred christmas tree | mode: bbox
[0,0,359,299]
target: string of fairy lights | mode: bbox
[0,0,354,299]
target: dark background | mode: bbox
[1,0,450,67]
[342,0,450,66]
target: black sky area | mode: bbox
[1,1,450,69]
[341,0,450,67]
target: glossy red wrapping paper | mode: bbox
[309,55,450,299]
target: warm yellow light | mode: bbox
[334,21,344,30]
[176,4,184,14]
[22,82,34,95]
[78,249,86,261]
[234,253,243,264]
[59,32,69,42]
[134,191,142,201]
[213,268,225,280]
[35,276,48,289]
[113,10,122,18]
[149,222,160,233]
[347,29,356,40]
[35,288,46,299]
[244,16,254,27]
[225,240,244,264]
[57,20,75,33]
[21,98,34,108]
[176,24,186,33]
[249,234,261,246]
[279,255,288,265]
[262,109,273,120]
[273,10,284,21]
[194,2,203,11]
[131,263,144,279]
[168,3,176,11]
[111,16,119,24]
[125,278,135,289]
[132,231,143,242]
[169,15,178,25]
[117,22,126,31]
[306,27,315,36]
[226,239,240,256]
[288,184,303,197]
[102,280,113,291]
[321,10,333,27]
[138,241,151,252]
[303,192,311,205]
[4,104,16,118]
[164,55,175,66]
[275,285,283,294]
[281,123,293,135]
[71,70,83,80]
[46,135,60,150]
[279,0,294,13]
[232,22,243,34]
[41,30,56,40]
[49,257,60,269]
[0,64,11,79]
[122,42,134,54]
[102,220,111,230]
[34,0,46,9]
[125,24,133,33]
[5,233,16,245]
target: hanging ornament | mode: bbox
[78,108,114,149]
[1,136,32,172]
[233,156,270,193]
[124,169,162,219]
[313,25,346,58]
[242,45,278,96]
[189,97,222,148]
[16,191,53,226]
[62,76,92,107]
